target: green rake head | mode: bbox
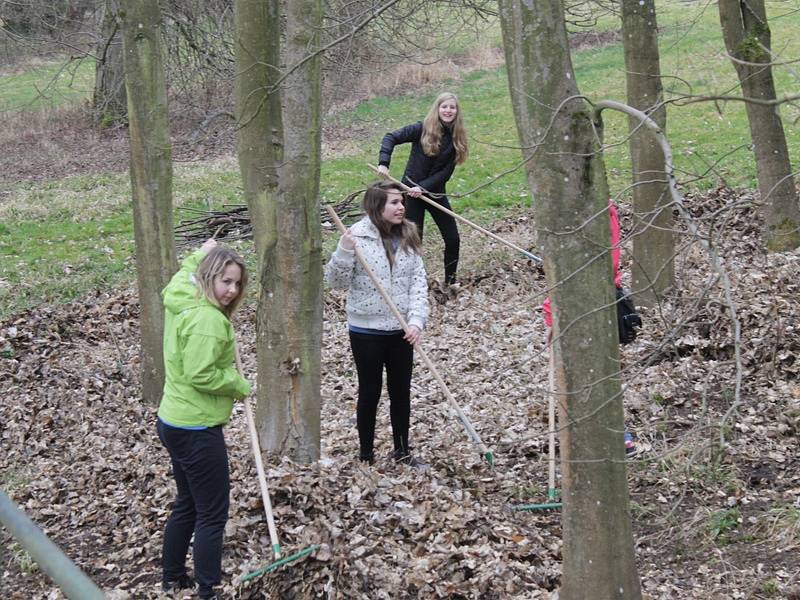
[511,488,562,512]
[240,544,319,583]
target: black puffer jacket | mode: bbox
[378,121,456,194]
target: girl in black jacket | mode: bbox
[377,92,468,286]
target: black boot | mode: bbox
[162,573,194,592]
[198,586,223,599]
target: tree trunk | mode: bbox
[719,0,800,251]
[234,0,282,259]
[234,0,323,462]
[621,0,673,306]
[265,0,323,462]
[498,1,642,598]
[93,0,127,126]
[120,0,177,404]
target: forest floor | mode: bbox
[2,189,799,599]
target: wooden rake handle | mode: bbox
[325,205,493,464]
[234,343,283,560]
[368,164,542,264]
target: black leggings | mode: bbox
[405,194,460,285]
[157,420,229,596]
[349,331,414,459]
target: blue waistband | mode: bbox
[348,325,403,336]
[158,416,208,431]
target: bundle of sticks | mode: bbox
[174,191,363,247]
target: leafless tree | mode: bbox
[718,0,800,251]
[498,0,642,596]
[621,0,673,306]
[120,0,177,404]
[234,0,324,462]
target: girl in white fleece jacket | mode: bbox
[326,182,429,465]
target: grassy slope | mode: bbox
[1,1,799,319]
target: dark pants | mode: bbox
[405,194,460,285]
[157,419,230,595]
[349,331,414,459]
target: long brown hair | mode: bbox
[363,182,421,266]
[421,92,468,165]
[195,246,248,318]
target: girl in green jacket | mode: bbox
[156,238,250,600]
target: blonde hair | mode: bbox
[195,246,248,318]
[363,182,421,266]
[421,92,468,165]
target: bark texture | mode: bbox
[719,0,800,251]
[498,0,642,597]
[234,0,282,259]
[120,0,177,404]
[234,0,322,462]
[94,0,127,126]
[621,0,673,305]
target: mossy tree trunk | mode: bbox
[498,0,642,597]
[234,0,282,263]
[93,0,127,126]
[120,0,177,404]
[265,0,323,462]
[719,0,800,251]
[621,0,673,306]
[234,0,322,462]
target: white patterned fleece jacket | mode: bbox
[325,216,429,331]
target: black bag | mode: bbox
[616,287,642,344]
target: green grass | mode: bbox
[7,542,38,576]
[0,159,245,317]
[760,579,780,597]
[1,1,800,319]
[707,506,742,545]
[0,58,94,112]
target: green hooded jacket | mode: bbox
[157,249,251,427]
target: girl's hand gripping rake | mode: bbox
[369,164,542,264]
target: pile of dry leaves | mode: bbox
[2,188,799,599]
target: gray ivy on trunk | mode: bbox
[120,0,177,404]
[719,0,800,251]
[621,0,673,306]
[498,0,642,597]
[234,0,322,462]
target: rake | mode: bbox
[325,204,494,466]
[513,337,562,511]
[368,164,542,264]
[234,344,319,582]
